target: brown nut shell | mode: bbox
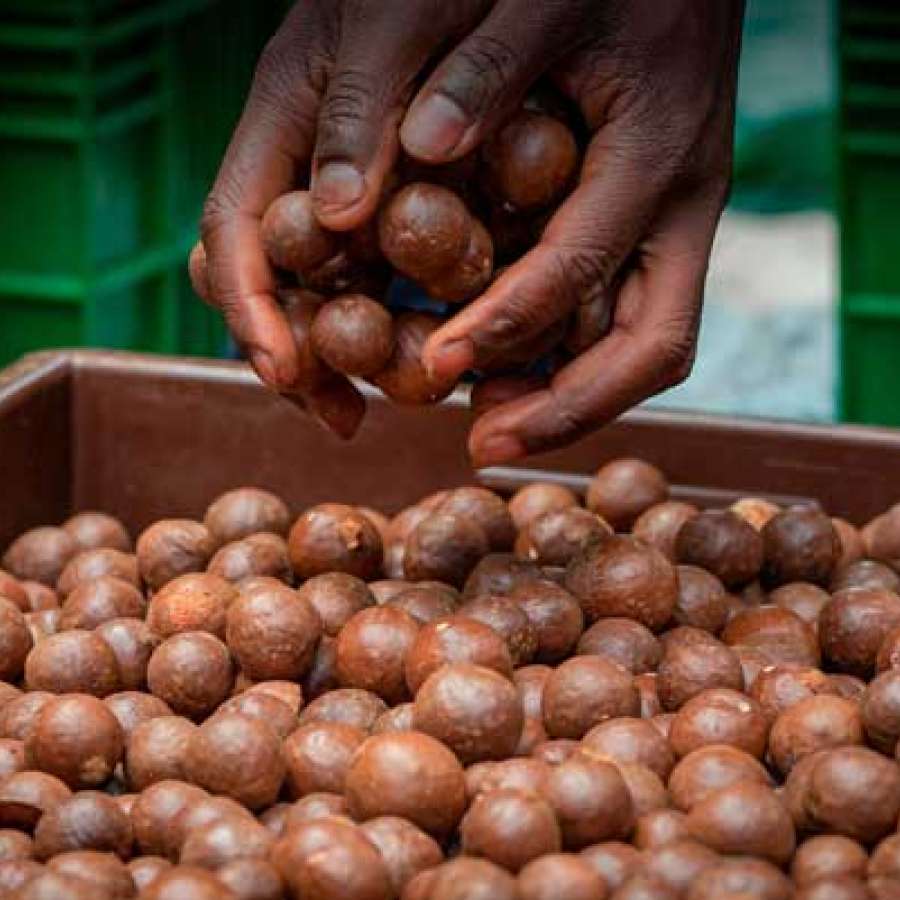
[298,688,387,732]
[186,712,285,810]
[130,780,206,857]
[457,595,537,666]
[59,577,145,631]
[204,488,290,544]
[585,459,669,531]
[311,295,395,378]
[0,598,32,682]
[56,548,139,598]
[371,312,455,405]
[565,536,678,631]
[282,722,365,798]
[26,694,124,789]
[633,502,700,562]
[405,617,513,695]
[299,572,373,637]
[509,483,580,531]
[510,580,584,664]
[359,816,443,895]
[378,183,470,282]
[516,508,612,568]
[484,111,579,211]
[460,788,561,872]
[404,513,489,588]
[95,618,159,692]
[686,782,795,865]
[136,520,216,592]
[805,745,900,843]
[226,580,321,682]
[668,688,768,759]
[413,662,523,764]
[25,630,119,697]
[676,510,764,589]
[260,190,339,275]
[125,715,196,791]
[345,731,467,837]
[146,632,234,720]
[335,606,419,704]
[0,770,72,831]
[3,527,78,586]
[288,504,383,581]
[47,850,134,898]
[33,791,132,860]
[206,533,292,586]
[820,588,900,676]
[542,656,639,739]
[146,572,235,640]
[761,508,841,587]
[62,512,132,554]
[767,694,864,774]
[540,755,634,849]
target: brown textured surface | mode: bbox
[5,350,900,551]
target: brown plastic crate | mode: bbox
[3,349,900,549]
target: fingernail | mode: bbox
[314,162,365,212]
[472,433,526,468]
[402,93,472,160]
[426,337,474,383]
[249,348,278,387]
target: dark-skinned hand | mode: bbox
[199,0,745,463]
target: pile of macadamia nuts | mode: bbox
[190,92,589,406]
[2,462,900,898]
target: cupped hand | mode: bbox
[403,0,745,465]
[199,0,744,457]
[199,0,492,437]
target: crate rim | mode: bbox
[5,347,900,448]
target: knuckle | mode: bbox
[252,32,326,133]
[254,37,302,102]
[200,190,235,243]
[648,317,698,389]
[551,403,591,443]
[535,390,595,452]
[440,33,521,115]
[317,67,379,154]
[478,306,536,349]
[548,243,617,301]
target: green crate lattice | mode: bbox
[838,0,900,425]
[0,0,281,364]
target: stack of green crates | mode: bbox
[0,0,282,364]
[838,0,900,425]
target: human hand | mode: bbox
[399,0,745,465]
[198,0,494,436]
[198,0,744,457]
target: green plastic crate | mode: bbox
[168,0,285,230]
[0,0,280,365]
[837,0,900,424]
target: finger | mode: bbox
[469,373,549,419]
[201,18,322,389]
[401,0,585,162]
[564,282,615,355]
[302,373,367,441]
[311,1,490,230]
[467,193,723,466]
[188,241,215,307]
[281,286,367,440]
[201,15,367,437]
[422,123,665,383]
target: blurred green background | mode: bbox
[0,0,897,425]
